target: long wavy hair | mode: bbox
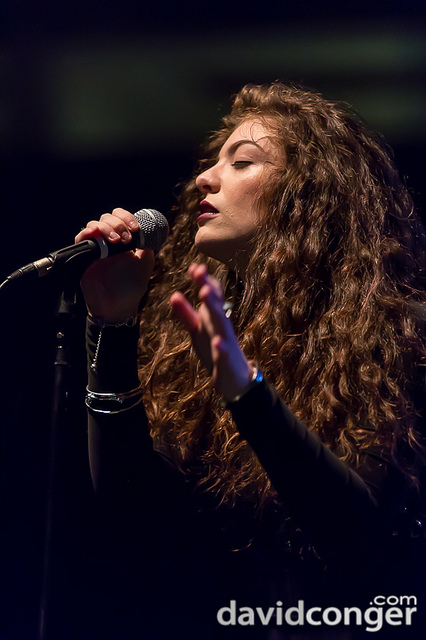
[138,82,426,511]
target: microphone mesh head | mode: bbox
[134,209,169,251]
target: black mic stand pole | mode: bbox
[38,283,79,640]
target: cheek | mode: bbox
[240,187,262,224]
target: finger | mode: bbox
[211,334,224,363]
[189,264,225,303]
[189,264,226,316]
[198,282,224,307]
[110,208,140,232]
[197,282,234,341]
[187,264,236,344]
[188,263,209,287]
[98,213,137,243]
[75,209,139,244]
[75,221,119,244]
[170,291,201,334]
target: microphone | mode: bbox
[1,209,169,288]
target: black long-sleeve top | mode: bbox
[85,317,423,639]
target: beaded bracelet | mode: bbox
[221,364,264,407]
[88,315,139,328]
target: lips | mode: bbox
[199,200,219,214]
[197,200,219,224]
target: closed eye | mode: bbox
[231,161,253,168]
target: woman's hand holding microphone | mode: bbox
[75,208,155,323]
[76,209,254,401]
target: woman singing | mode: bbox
[75,83,426,639]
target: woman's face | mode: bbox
[194,118,282,269]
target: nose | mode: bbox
[196,164,220,194]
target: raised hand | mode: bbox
[170,263,253,402]
[75,208,155,322]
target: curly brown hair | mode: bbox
[138,82,426,510]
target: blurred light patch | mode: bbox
[3,24,426,157]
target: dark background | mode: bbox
[1,1,426,639]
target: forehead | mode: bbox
[223,118,276,150]
[218,118,283,165]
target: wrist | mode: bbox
[86,315,140,393]
[222,363,264,405]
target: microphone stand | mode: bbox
[2,249,109,639]
[38,283,79,640]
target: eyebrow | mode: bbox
[226,139,267,155]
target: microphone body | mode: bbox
[2,209,168,287]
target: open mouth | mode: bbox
[197,200,220,223]
[200,200,219,214]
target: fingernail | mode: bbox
[122,231,131,241]
[109,231,120,240]
[129,220,139,231]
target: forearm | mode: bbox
[229,379,408,553]
[85,317,178,507]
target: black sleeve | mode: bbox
[85,317,181,516]
[85,317,409,557]
[228,378,409,556]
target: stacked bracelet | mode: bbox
[85,385,143,414]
